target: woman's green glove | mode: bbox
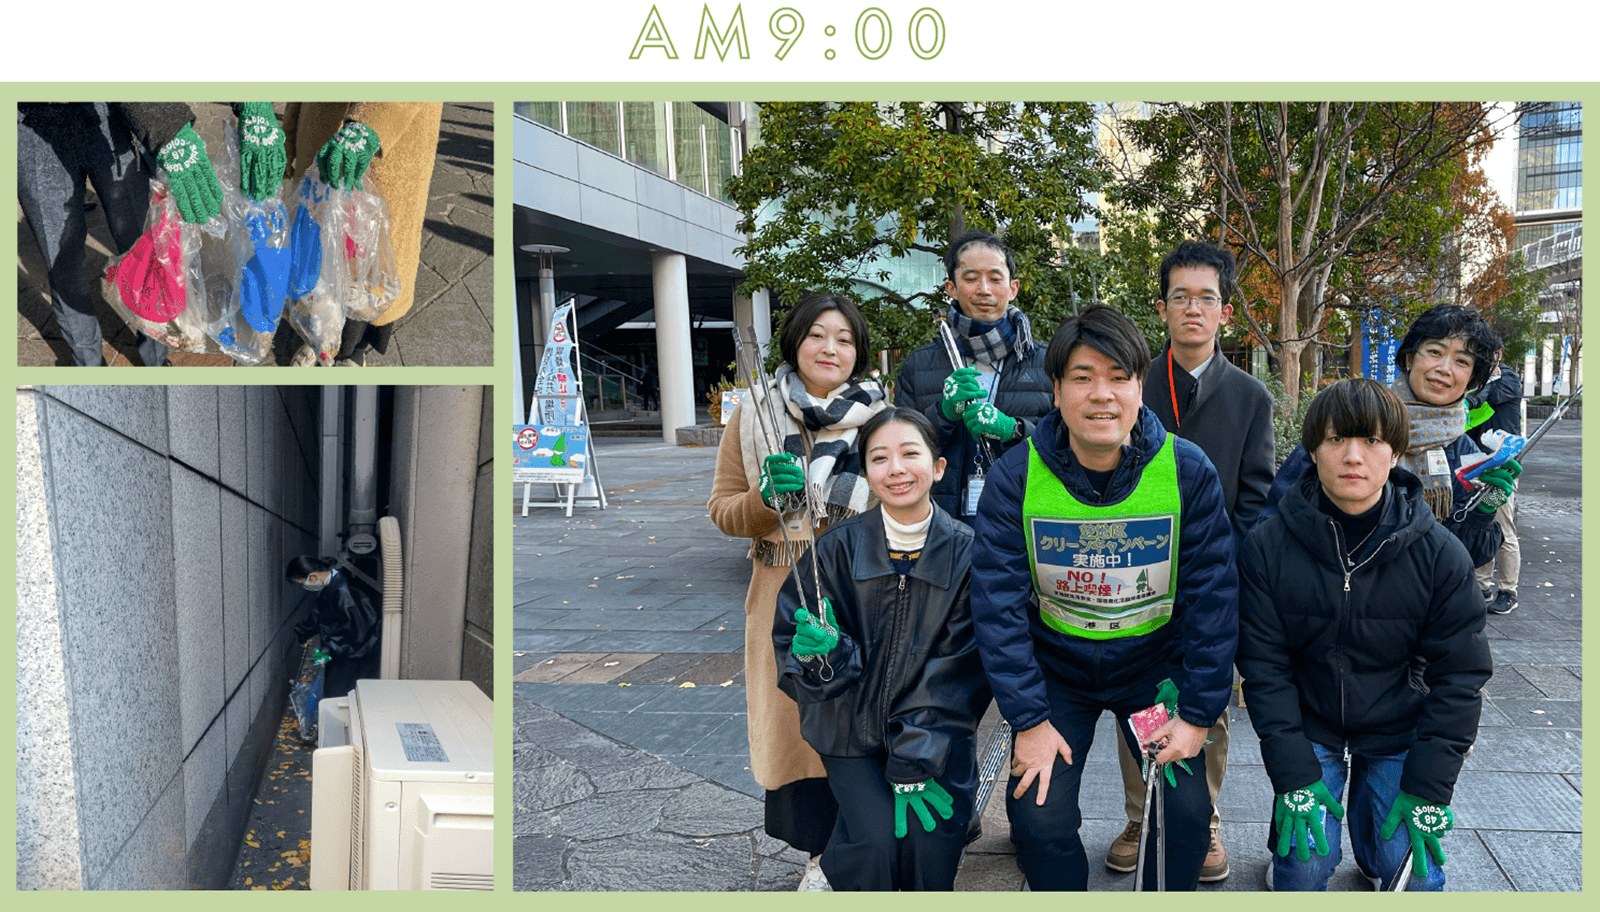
[157,124,223,224]
[1476,460,1521,514]
[964,402,1017,441]
[791,597,839,658]
[892,779,954,838]
[317,121,380,190]
[1380,792,1453,878]
[1274,780,1346,861]
[237,103,286,201]
[940,366,984,420]
[759,453,805,507]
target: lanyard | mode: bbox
[1167,348,1182,428]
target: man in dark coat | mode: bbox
[1466,349,1523,614]
[1104,241,1273,880]
[894,231,1054,524]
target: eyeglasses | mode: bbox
[1166,293,1224,311]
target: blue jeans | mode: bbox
[1270,742,1446,891]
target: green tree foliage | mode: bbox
[1105,102,1511,411]
[725,102,1102,371]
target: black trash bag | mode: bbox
[293,571,380,661]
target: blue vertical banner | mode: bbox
[1362,310,1399,384]
[1554,334,1572,395]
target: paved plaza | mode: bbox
[514,424,1583,891]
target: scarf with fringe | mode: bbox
[1390,373,1468,521]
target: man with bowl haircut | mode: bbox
[969,303,1238,891]
[1101,240,1273,881]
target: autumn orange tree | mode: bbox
[1105,102,1519,411]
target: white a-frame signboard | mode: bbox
[513,301,607,516]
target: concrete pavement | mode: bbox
[17,101,492,366]
[513,425,1582,891]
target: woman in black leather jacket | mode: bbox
[773,407,991,891]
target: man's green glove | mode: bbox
[940,366,984,420]
[1380,791,1453,879]
[1465,400,1494,431]
[964,402,1017,441]
[791,597,839,658]
[237,103,286,201]
[1154,678,1180,717]
[892,779,955,838]
[157,124,223,224]
[317,121,380,190]
[1476,460,1521,514]
[1273,780,1346,862]
[758,453,805,508]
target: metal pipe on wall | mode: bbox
[347,386,379,555]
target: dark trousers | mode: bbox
[765,777,837,856]
[818,741,976,891]
[18,103,168,366]
[1006,670,1212,891]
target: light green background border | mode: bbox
[0,81,1592,903]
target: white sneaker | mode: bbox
[797,856,832,891]
[1264,863,1274,891]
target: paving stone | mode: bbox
[1511,663,1582,700]
[1485,641,1583,664]
[513,652,610,683]
[1462,727,1581,774]
[572,630,746,654]
[675,653,745,685]
[1427,829,1513,891]
[682,715,749,757]
[676,755,761,799]
[513,608,580,632]
[954,852,1024,891]
[638,683,748,715]
[591,761,700,794]
[1490,699,1582,729]
[515,682,662,714]
[513,834,569,890]
[753,832,809,864]
[1451,771,1582,831]
[1480,830,1582,891]
[553,791,674,840]
[545,607,730,632]
[514,631,602,652]
[659,781,764,838]
[566,834,753,891]
[1483,669,1548,701]
[558,653,660,684]
[513,745,593,812]
[1562,773,1580,794]
[570,710,737,759]
[618,654,724,685]
[753,854,805,891]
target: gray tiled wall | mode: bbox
[16,386,320,890]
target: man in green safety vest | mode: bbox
[970,303,1239,891]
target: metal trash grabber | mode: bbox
[934,315,999,473]
[1453,382,1583,520]
[1386,849,1414,891]
[1133,746,1166,892]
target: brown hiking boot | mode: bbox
[1104,820,1141,873]
[1199,829,1230,882]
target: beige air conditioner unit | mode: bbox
[311,679,494,890]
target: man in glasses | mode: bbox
[1100,240,1273,883]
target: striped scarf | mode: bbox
[739,364,886,526]
[1390,374,1468,521]
[946,303,1035,368]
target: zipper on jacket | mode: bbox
[878,572,909,743]
[1328,518,1392,733]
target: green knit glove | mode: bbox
[791,597,839,658]
[237,103,286,201]
[317,121,380,190]
[1273,780,1346,862]
[758,453,805,508]
[1380,792,1453,879]
[892,779,955,838]
[1465,400,1494,431]
[1476,460,1520,514]
[964,402,1017,441]
[157,124,223,224]
[940,366,984,420]
[1154,678,1180,717]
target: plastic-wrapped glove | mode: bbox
[892,779,954,838]
[791,597,839,659]
[759,452,805,508]
[1476,460,1521,514]
[964,401,1017,441]
[1273,780,1346,862]
[1380,792,1452,879]
[317,121,380,191]
[940,366,984,420]
[157,124,223,224]
[237,103,286,201]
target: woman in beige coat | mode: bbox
[707,293,888,890]
[282,102,443,365]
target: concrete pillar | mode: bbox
[652,251,695,444]
[1540,337,1555,396]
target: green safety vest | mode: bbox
[1022,436,1182,640]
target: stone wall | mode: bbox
[16,385,320,890]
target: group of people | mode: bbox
[708,233,1522,892]
[18,102,443,366]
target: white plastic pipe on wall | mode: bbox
[378,515,403,680]
[347,386,380,555]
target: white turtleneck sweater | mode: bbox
[883,507,932,553]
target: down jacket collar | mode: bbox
[843,503,966,592]
[1029,405,1169,505]
[1278,461,1433,563]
